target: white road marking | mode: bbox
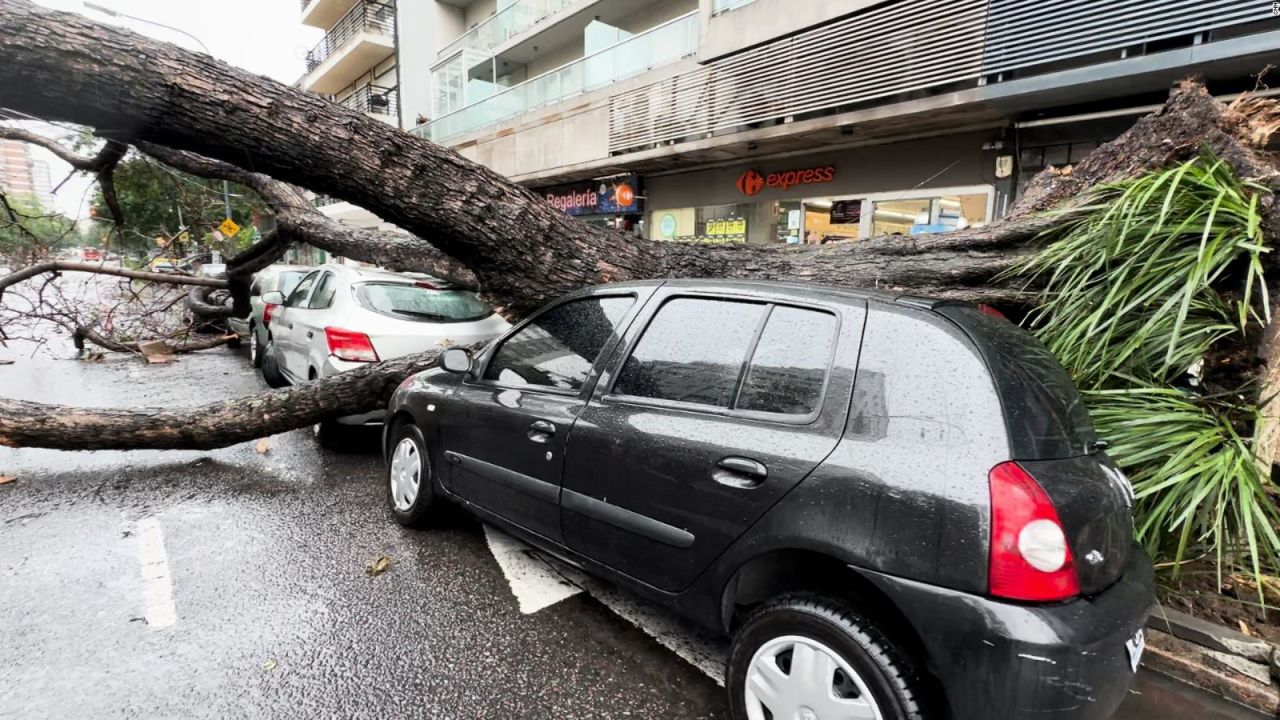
[483,525,729,684]
[134,517,177,629]
[483,525,581,614]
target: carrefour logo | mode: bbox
[736,166,835,196]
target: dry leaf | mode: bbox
[255,438,270,454]
[1239,619,1253,637]
[0,475,16,485]
[365,555,392,577]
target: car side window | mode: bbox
[309,272,337,309]
[286,271,319,307]
[735,306,837,415]
[613,298,767,408]
[249,275,264,297]
[483,296,635,391]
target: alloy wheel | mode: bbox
[744,635,882,720]
[389,437,422,511]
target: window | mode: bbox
[614,298,767,407]
[309,272,337,309]
[737,306,836,415]
[277,271,306,298]
[483,296,635,391]
[285,271,319,307]
[355,283,493,323]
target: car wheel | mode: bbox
[386,423,436,528]
[249,325,264,368]
[260,339,289,389]
[727,595,925,720]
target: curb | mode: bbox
[1146,605,1279,714]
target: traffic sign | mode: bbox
[218,218,241,237]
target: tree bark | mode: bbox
[0,261,225,298]
[0,349,445,450]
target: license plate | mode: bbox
[1125,628,1145,673]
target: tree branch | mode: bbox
[0,261,226,299]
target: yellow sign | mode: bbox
[218,218,241,237]
[178,231,190,243]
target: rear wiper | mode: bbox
[394,310,450,321]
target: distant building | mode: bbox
[29,158,53,208]
[0,138,39,204]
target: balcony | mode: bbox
[300,0,359,29]
[416,11,697,143]
[338,84,399,122]
[302,0,396,95]
[440,0,575,58]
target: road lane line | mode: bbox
[483,525,581,614]
[134,517,177,629]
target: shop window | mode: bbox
[1043,144,1071,167]
[803,198,862,244]
[653,204,751,244]
[872,199,930,236]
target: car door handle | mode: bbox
[306,331,313,339]
[527,420,556,443]
[714,456,768,489]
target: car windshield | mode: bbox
[355,282,493,323]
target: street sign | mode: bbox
[178,231,190,243]
[218,218,241,237]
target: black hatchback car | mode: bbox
[382,280,1154,720]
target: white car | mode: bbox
[226,264,311,368]
[260,263,509,447]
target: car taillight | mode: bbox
[262,303,279,325]
[324,327,379,362]
[988,461,1079,602]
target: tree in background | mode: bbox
[89,154,267,258]
[0,193,78,264]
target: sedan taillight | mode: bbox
[988,461,1079,602]
[324,327,380,362]
[263,303,280,325]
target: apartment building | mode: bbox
[0,139,39,205]
[300,0,1278,245]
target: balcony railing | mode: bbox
[299,0,310,10]
[305,0,396,73]
[440,0,573,58]
[416,11,698,143]
[339,84,399,117]
[313,194,341,207]
[607,0,1264,154]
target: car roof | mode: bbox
[320,263,454,287]
[581,278,949,309]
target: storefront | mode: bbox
[540,174,645,235]
[645,132,999,245]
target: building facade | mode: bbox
[0,139,40,205]
[301,0,1279,245]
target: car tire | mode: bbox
[249,325,264,368]
[312,419,345,451]
[386,423,437,528]
[726,594,925,720]
[260,339,289,389]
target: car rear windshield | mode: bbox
[354,282,493,323]
[938,305,1098,459]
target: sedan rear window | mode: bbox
[355,283,493,323]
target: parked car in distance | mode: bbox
[81,247,102,261]
[226,264,310,369]
[383,279,1154,720]
[260,263,509,448]
[148,256,179,273]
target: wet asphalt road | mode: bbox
[0,338,1267,719]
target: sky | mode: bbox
[24,0,324,220]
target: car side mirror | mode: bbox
[440,347,473,375]
[261,291,285,305]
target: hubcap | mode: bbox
[744,635,882,720]
[389,437,422,511]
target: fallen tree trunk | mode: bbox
[0,261,225,298]
[0,349,443,450]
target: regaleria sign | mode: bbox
[736,165,835,196]
[543,175,643,216]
